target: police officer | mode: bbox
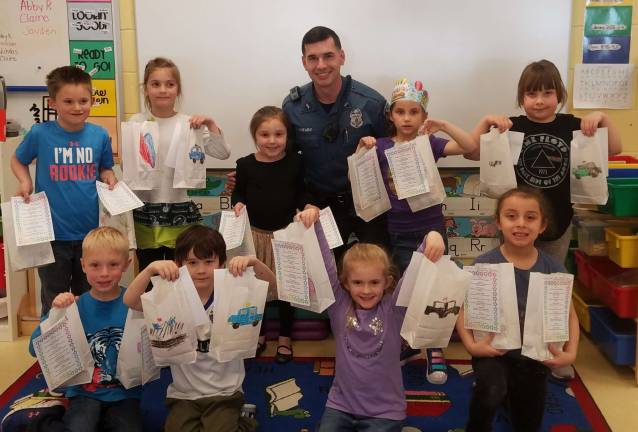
[283,26,390,258]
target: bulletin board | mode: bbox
[1,0,121,156]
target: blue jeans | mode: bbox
[38,240,89,316]
[318,407,403,432]
[390,227,448,275]
[64,396,142,432]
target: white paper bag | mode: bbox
[468,263,521,350]
[116,309,160,389]
[219,209,256,260]
[479,128,518,198]
[522,272,573,361]
[399,253,470,349]
[141,268,209,366]
[273,222,335,313]
[121,121,161,190]
[347,147,391,222]
[570,129,608,205]
[32,303,95,390]
[211,268,268,362]
[1,201,55,271]
[405,136,447,212]
[166,121,207,189]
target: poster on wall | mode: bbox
[583,4,633,63]
[583,36,630,63]
[586,0,633,6]
[573,63,635,109]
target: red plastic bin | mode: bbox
[588,257,638,318]
[574,250,608,291]
[609,155,638,164]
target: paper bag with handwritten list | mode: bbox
[273,222,335,313]
[116,309,160,389]
[32,302,95,390]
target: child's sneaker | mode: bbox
[426,348,448,385]
[240,403,257,419]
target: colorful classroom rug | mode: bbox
[1,358,610,432]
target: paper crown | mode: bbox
[390,78,429,111]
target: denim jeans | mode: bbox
[389,226,448,275]
[318,407,403,432]
[64,396,142,432]
[38,240,89,316]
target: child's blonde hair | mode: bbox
[142,57,182,111]
[339,243,397,294]
[82,226,129,262]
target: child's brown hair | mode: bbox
[516,59,566,109]
[142,57,182,111]
[494,187,553,237]
[174,225,226,266]
[249,106,291,148]
[46,65,92,99]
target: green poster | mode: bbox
[69,41,116,80]
[585,6,633,37]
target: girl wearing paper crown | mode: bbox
[356,78,477,384]
[127,57,231,275]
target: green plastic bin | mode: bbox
[600,178,638,217]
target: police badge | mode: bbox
[349,108,363,128]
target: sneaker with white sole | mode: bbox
[426,348,448,385]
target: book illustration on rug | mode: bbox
[227,305,263,329]
[266,378,310,418]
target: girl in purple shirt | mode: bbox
[357,78,477,384]
[318,229,444,431]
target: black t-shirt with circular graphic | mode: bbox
[510,113,581,241]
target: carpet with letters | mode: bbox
[0,358,610,432]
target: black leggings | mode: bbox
[260,300,294,338]
[467,353,549,432]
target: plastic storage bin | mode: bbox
[605,226,638,268]
[574,250,609,291]
[589,307,636,365]
[589,258,638,318]
[577,220,611,256]
[609,155,638,164]
[572,282,603,333]
[601,178,638,217]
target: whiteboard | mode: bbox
[0,0,70,88]
[135,0,572,168]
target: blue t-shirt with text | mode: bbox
[15,121,114,240]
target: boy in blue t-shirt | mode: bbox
[30,227,142,432]
[11,66,117,315]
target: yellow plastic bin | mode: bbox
[605,227,638,268]
[573,282,603,333]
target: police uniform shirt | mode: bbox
[282,78,388,195]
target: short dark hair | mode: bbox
[516,59,566,109]
[302,26,341,54]
[174,225,227,266]
[495,186,552,232]
[46,66,92,98]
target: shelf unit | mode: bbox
[0,136,29,341]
